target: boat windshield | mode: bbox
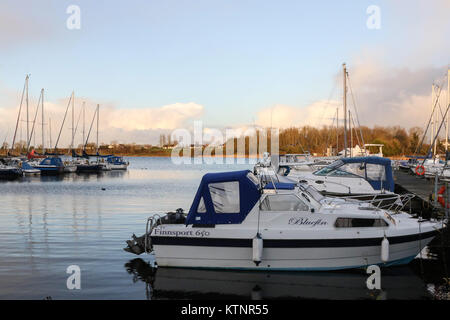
[314,160,344,175]
[304,185,325,202]
[314,160,366,178]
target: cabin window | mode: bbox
[208,181,240,213]
[335,218,388,228]
[260,194,309,212]
[330,163,365,178]
[366,164,386,181]
[197,197,206,213]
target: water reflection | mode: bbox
[125,258,436,300]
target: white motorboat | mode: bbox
[7,159,40,176]
[127,170,445,271]
[276,156,397,201]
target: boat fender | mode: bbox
[252,233,263,266]
[381,236,389,262]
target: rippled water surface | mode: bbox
[0,157,448,300]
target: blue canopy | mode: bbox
[340,156,394,192]
[39,157,63,167]
[185,170,261,225]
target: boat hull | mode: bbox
[34,166,64,175]
[76,164,103,173]
[151,231,437,271]
[0,168,23,180]
[63,165,77,173]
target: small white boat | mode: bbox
[128,170,446,271]
[278,156,397,199]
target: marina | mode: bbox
[0,157,449,300]
[0,1,449,306]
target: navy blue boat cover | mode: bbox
[186,170,261,225]
[340,156,394,192]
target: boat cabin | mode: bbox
[312,156,394,192]
[186,170,262,225]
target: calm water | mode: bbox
[0,157,448,300]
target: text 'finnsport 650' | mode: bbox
[125,170,446,271]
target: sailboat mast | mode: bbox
[71,91,75,151]
[11,75,28,155]
[82,102,85,148]
[42,89,45,153]
[343,63,348,157]
[447,69,450,152]
[431,84,434,152]
[96,104,99,154]
[26,75,30,150]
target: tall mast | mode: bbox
[343,63,348,157]
[42,89,45,153]
[447,69,450,152]
[431,84,434,150]
[96,104,99,154]
[71,91,75,151]
[26,75,30,149]
[82,101,86,148]
[11,75,28,155]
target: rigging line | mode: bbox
[350,112,363,149]
[53,93,73,152]
[421,102,450,166]
[346,73,366,153]
[72,106,83,148]
[84,106,98,150]
[325,108,337,151]
[414,70,450,154]
[27,90,43,151]
[10,76,28,154]
[317,76,339,127]
[414,85,444,156]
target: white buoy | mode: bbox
[381,236,389,262]
[252,234,263,266]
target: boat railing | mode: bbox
[145,214,163,253]
[329,193,416,213]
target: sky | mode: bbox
[0,0,449,146]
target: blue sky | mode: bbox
[0,0,448,145]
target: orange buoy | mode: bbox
[415,165,425,176]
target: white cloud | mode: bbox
[0,97,204,147]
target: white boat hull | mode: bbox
[151,226,439,271]
[109,163,128,170]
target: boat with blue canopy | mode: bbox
[33,157,64,175]
[125,169,446,271]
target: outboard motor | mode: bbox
[160,208,186,224]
